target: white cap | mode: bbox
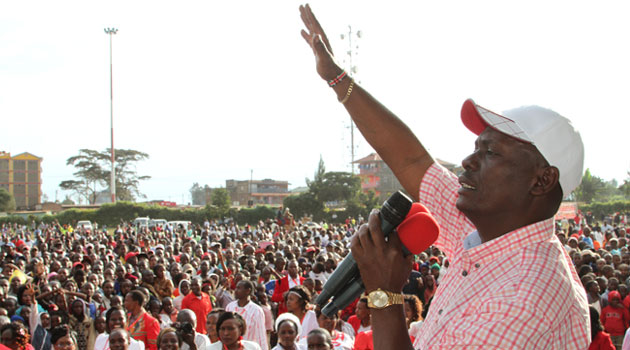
[274,312,302,335]
[461,98,584,196]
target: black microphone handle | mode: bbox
[321,277,364,317]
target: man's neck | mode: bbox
[237,298,249,307]
[131,307,143,318]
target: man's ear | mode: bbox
[531,166,560,196]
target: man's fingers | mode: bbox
[300,29,312,47]
[367,210,386,251]
[350,225,366,257]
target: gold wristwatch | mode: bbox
[366,288,404,309]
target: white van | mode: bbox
[132,217,150,230]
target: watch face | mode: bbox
[371,290,389,308]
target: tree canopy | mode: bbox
[286,157,379,221]
[60,148,150,204]
[0,188,16,212]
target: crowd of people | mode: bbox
[0,210,625,350]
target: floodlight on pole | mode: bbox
[104,27,117,203]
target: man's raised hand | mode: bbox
[299,4,342,82]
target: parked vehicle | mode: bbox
[133,217,150,230]
[76,220,93,232]
[149,219,167,229]
[167,221,190,232]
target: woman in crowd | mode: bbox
[347,298,370,335]
[272,313,304,350]
[421,274,437,318]
[285,286,317,343]
[315,309,353,350]
[153,265,173,300]
[589,306,615,350]
[27,284,53,350]
[0,323,32,350]
[403,294,423,341]
[50,326,75,350]
[94,306,145,350]
[156,328,180,350]
[68,299,94,350]
[172,281,189,312]
[207,312,260,350]
[205,310,224,344]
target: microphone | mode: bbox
[316,191,412,307]
[317,193,440,317]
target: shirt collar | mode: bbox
[463,218,555,265]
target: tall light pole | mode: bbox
[340,26,361,174]
[104,27,117,203]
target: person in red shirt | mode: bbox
[181,277,213,334]
[600,291,629,349]
[589,306,615,350]
[347,298,371,335]
[124,290,160,350]
[272,260,305,315]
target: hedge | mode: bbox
[578,200,630,219]
[0,202,279,227]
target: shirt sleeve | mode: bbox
[622,328,630,350]
[252,307,268,350]
[418,163,473,258]
[146,317,160,350]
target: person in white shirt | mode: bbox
[207,312,261,350]
[176,310,211,350]
[272,313,306,350]
[285,286,318,343]
[94,307,145,350]
[225,280,268,349]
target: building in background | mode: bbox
[354,152,462,200]
[226,178,290,207]
[0,152,43,210]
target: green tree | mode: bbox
[283,192,323,220]
[60,148,150,203]
[211,188,231,215]
[620,172,630,199]
[573,169,606,203]
[190,183,205,205]
[313,171,361,204]
[0,188,16,212]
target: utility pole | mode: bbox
[340,26,361,174]
[104,27,118,203]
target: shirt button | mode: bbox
[462,270,468,276]
[438,309,443,315]
[474,263,480,268]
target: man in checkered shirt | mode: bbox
[300,4,590,349]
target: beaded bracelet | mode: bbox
[328,71,347,87]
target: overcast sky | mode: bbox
[2,0,628,204]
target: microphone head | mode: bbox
[397,211,440,255]
[406,202,429,217]
[381,191,413,226]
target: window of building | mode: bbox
[0,172,8,183]
[13,172,25,183]
[27,160,38,171]
[14,184,25,195]
[27,172,39,183]
[0,160,8,171]
[28,184,38,196]
[13,160,25,171]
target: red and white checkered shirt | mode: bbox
[413,163,590,349]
